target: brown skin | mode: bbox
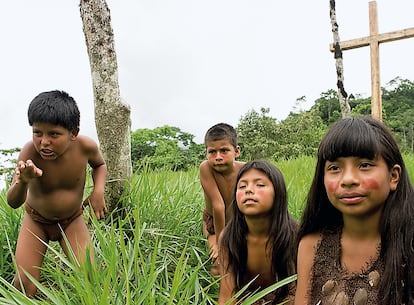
[218,168,284,304]
[7,122,107,296]
[199,139,244,275]
[294,156,400,305]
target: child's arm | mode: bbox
[81,136,107,220]
[199,162,226,244]
[218,236,236,305]
[7,145,43,209]
[294,233,320,305]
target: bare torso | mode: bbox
[245,234,274,289]
[23,140,88,220]
[203,160,245,220]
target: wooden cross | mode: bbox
[330,1,414,121]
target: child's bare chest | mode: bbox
[215,174,237,205]
[35,155,87,191]
[246,239,274,287]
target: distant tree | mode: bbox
[0,148,20,187]
[130,126,204,171]
[236,108,280,161]
[274,109,326,160]
[80,0,132,212]
[311,89,342,125]
[382,78,414,152]
[237,106,327,161]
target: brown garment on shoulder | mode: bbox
[309,228,384,305]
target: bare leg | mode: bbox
[59,215,94,267]
[13,213,48,297]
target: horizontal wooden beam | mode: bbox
[330,27,414,51]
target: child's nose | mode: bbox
[41,137,51,145]
[244,184,253,193]
[341,167,359,186]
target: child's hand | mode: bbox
[15,160,43,184]
[209,241,219,262]
[83,193,108,220]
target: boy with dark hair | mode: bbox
[7,90,107,296]
[199,123,245,275]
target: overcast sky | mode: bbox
[1,0,414,149]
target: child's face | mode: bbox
[205,139,240,174]
[324,156,401,219]
[236,168,274,217]
[32,122,77,160]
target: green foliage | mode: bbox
[236,107,326,161]
[0,148,20,187]
[310,89,342,125]
[237,78,414,162]
[130,125,204,172]
[0,190,22,283]
[381,78,414,152]
[273,110,325,160]
[237,108,280,160]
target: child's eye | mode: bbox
[238,184,246,189]
[360,162,374,169]
[326,164,340,172]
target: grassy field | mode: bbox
[1,154,413,304]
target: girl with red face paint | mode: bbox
[218,160,297,305]
[295,117,414,305]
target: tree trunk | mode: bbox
[329,0,351,118]
[79,0,132,212]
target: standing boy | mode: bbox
[199,123,245,275]
[7,90,107,296]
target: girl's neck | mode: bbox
[245,216,271,237]
[342,213,381,241]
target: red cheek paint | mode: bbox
[361,178,380,190]
[236,191,243,202]
[325,180,339,193]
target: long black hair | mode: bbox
[220,160,297,301]
[297,116,414,305]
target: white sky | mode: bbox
[1,0,414,149]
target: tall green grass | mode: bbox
[1,154,413,304]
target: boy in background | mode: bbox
[199,123,245,275]
[7,90,107,296]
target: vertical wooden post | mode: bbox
[329,1,414,121]
[369,1,381,120]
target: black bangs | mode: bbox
[318,117,381,161]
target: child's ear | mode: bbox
[390,164,401,191]
[71,127,80,138]
[235,145,241,157]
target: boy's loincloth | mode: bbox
[25,203,84,242]
[202,209,215,235]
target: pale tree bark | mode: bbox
[80,0,132,212]
[329,0,351,118]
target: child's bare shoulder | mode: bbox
[235,161,245,170]
[199,159,210,171]
[76,135,99,154]
[298,233,322,255]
